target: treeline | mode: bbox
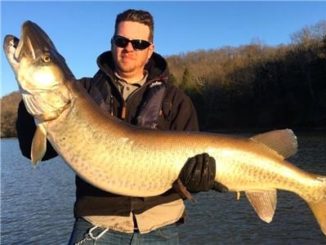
[1,91,21,138]
[1,21,325,137]
[166,20,326,130]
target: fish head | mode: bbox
[3,20,74,93]
[3,21,74,121]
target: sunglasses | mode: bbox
[111,35,152,50]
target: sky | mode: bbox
[1,1,326,97]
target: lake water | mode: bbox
[1,132,326,244]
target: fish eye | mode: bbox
[42,54,51,63]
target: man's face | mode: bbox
[112,21,154,81]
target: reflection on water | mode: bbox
[1,132,325,244]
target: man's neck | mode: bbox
[115,71,147,84]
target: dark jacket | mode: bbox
[16,51,199,231]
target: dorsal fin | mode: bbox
[251,129,297,159]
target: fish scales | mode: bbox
[45,90,320,200]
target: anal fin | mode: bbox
[245,190,277,223]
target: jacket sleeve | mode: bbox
[16,101,58,160]
[162,85,199,131]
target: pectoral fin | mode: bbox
[31,125,47,165]
[245,190,277,223]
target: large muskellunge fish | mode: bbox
[3,21,326,236]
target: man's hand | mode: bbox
[178,153,229,193]
[179,153,216,193]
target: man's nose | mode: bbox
[125,42,134,51]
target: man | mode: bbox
[16,9,219,244]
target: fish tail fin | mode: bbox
[306,177,326,236]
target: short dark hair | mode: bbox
[115,9,154,42]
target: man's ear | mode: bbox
[147,44,154,61]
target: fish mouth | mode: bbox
[3,35,21,66]
[3,21,57,65]
[3,23,34,67]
